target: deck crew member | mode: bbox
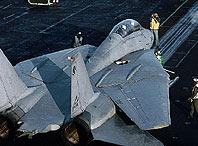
[188,78,198,119]
[72,32,83,48]
[155,50,164,66]
[150,13,160,47]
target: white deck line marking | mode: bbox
[3,14,15,20]
[185,40,197,42]
[160,4,198,46]
[174,52,186,55]
[160,0,189,26]
[0,6,36,26]
[175,40,198,68]
[10,29,50,34]
[2,4,12,9]
[163,21,192,60]
[1,12,28,26]
[40,5,92,33]
[25,6,37,10]
[158,2,198,64]
[164,24,194,63]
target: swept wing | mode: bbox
[91,49,170,130]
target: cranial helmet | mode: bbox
[153,13,158,16]
[121,25,127,30]
[193,78,198,82]
[155,49,161,55]
[131,22,135,26]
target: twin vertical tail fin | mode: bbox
[71,52,99,118]
[0,49,27,112]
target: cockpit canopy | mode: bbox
[109,19,142,38]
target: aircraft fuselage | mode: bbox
[86,19,154,76]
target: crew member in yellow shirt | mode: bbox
[150,13,160,47]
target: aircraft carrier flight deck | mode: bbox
[0,0,198,146]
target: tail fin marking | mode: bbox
[71,52,99,118]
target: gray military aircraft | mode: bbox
[0,19,171,146]
[28,0,59,6]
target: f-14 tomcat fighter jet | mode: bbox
[0,19,170,146]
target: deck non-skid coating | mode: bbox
[0,0,198,146]
[0,0,189,65]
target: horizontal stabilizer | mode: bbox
[18,86,64,135]
[0,49,27,112]
[92,114,163,146]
